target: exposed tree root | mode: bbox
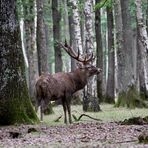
[120,116,148,125]
[138,132,148,144]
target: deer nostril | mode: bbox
[98,68,102,73]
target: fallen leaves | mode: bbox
[0,122,147,147]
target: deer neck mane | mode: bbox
[69,69,88,91]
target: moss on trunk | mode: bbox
[0,0,39,125]
[105,96,115,104]
[0,79,39,125]
[115,85,147,108]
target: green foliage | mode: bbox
[78,0,85,12]
[130,0,137,29]
[17,0,35,21]
[94,0,111,10]
[44,0,52,25]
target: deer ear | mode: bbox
[76,62,83,69]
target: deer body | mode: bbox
[35,41,101,123]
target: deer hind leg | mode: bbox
[62,99,67,124]
[66,99,72,124]
[40,99,44,121]
[40,98,50,121]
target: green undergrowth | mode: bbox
[39,104,148,126]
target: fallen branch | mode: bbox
[54,115,62,122]
[72,114,102,122]
[116,139,137,144]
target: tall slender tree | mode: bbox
[0,0,38,125]
[37,0,48,75]
[82,0,100,112]
[115,0,140,107]
[84,0,94,97]
[52,0,63,72]
[136,0,148,99]
[146,0,148,34]
[66,0,83,105]
[23,0,38,104]
[95,0,103,102]
[105,4,115,103]
[113,0,124,105]
[67,0,83,70]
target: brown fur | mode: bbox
[35,65,101,124]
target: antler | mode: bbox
[57,40,95,64]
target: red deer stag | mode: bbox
[35,41,102,123]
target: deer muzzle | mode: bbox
[97,68,102,74]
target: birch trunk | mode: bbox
[67,0,83,105]
[68,0,83,70]
[136,0,148,98]
[84,0,94,96]
[83,0,100,112]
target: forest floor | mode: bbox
[0,104,148,148]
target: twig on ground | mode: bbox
[54,115,62,122]
[72,114,102,122]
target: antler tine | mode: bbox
[83,52,95,64]
[56,41,74,59]
[57,40,95,63]
[63,41,87,62]
[64,41,79,59]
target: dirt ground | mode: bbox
[0,121,148,148]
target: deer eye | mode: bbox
[87,67,92,70]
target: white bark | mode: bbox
[20,19,29,68]
[136,0,148,93]
[69,0,83,53]
[136,0,148,53]
[84,0,96,96]
[84,0,94,53]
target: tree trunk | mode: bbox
[67,0,75,70]
[0,0,38,125]
[84,0,94,97]
[82,0,100,112]
[113,0,123,100]
[67,0,83,105]
[105,6,115,103]
[146,0,148,34]
[115,0,140,108]
[52,0,63,73]
[95,0,103,102]
[23,0,38,105]
[68,0,83,70]
[101,9,107,97]
[136,0,148,99]
[37,0,49,75]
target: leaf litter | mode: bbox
[0,120,148,148]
